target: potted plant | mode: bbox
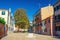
[0,17,6,39]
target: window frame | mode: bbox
[2,11,5,15]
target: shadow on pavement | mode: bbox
[52,34,60,39]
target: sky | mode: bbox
[0,0,58,22]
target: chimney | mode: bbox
[49,4,51,6]
[9,8,11,13]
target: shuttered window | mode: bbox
[2,11,5,15]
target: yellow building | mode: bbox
[41,4,54,20]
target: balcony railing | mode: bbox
[55,19,60,22]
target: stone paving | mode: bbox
[1,32,60,40]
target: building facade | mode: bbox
[28,22,33,33]
[0,8,15,32]
[33,5,54,36]
[0,9,9,24]
[0,9,10,37]
[9,15,15,31]
[33,9,42,34]
[53,0,60,36]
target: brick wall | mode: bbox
[45,17,51,35]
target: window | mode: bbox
[40,23,42,26]
[55,26,60,31]
[58,5,60,9]
[57,15,60,21]
[39,22,42,26]
[58,15,60,19]
[38,23,39,26]
[35,19,36,21]
[55,16,56,20]
[55,15,60,22]
[2,11,5,15]
[45,21,46,24]
[44,28,47,32]
[48,19,50,23]
[54,5,60,11]
[56,5,60,11]
[54,7,56,11]
[56,5,60,10]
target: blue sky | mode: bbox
[0,0,57,22]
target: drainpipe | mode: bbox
[49,4,54,36]
[51,15,54,36]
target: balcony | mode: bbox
[55,19,60,22]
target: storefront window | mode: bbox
[55,26,60,31]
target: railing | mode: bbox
[55,19,60,22]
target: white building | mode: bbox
[10,15,15,31]
[0,8,15,32]
[8,8,15,32]
[0,9,9,24]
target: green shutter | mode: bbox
[2,11,5,15]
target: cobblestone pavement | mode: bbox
[1,32,60,40]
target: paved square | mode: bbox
[1,32,60,40]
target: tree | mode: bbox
[0,17,6,24]
[14,8,29,31]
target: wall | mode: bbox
[0,23,4,38]
[54,1,60,36]
[0,9,9,24]
[44,17,51,35]
[41,5,54,20]
[35,13,42,33]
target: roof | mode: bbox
[33,8,40,17]
[53,0,60,6]
[0,8,9,10]
[33,4,52,17]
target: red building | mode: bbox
[33,4,55,36]
[0,23,8,39]
[33,9,42,34]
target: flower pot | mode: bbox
[0,23,4,39]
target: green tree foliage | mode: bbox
[0,17,6,24]
[14,8,29,31]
